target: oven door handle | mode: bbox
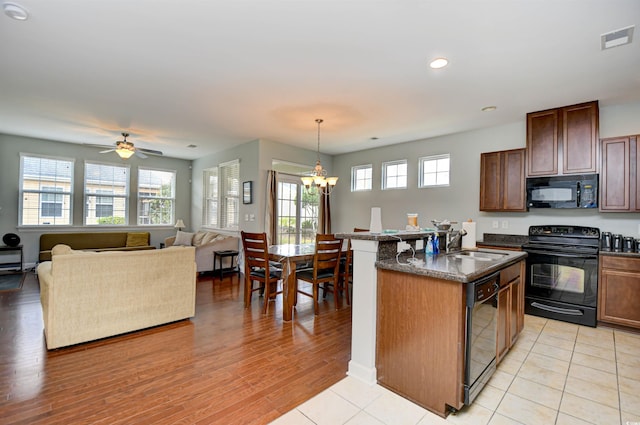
[531,301,584,316]
[524,248,598,259]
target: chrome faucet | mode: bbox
[446,229,468,253]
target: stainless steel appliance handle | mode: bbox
[576,181,581,207]
[531,301,584,316]
[524,248,598,259]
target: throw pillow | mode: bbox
[192,231,207,246]
[173,230,194,246]
[52,244,73,256]
[126,232,149,247]
[200,232,220,245]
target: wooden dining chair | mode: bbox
[338,227,369,303]
[240,231,282,314]
[296,234,343,315]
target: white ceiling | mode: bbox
[1,0,639,160]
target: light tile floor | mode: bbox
[270,315,640,425]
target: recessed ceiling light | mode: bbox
[187,144,197,148]
[481,106,497,112]
[3,2,29,21]
[429,57,449,69]
[370,137,379,141]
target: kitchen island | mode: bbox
[376,249,526,417]
[337,230,526,418]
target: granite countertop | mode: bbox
[376,248,527,283]
[336,230,435,241]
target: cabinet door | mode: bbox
[599,268,640,329]
[562,101,599,174]
[527,109,559,176]
[496,285,510,363]
[480,149,526,212]
[480,151,502,211]
[600,137,631,211]
[502,149,527,211]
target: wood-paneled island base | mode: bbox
[375,251,526,418]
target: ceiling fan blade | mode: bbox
[99,148,116,153]
[138,147,163,156]
[134,150,148,159]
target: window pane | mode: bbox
[201,160,239,230]
[382,160,407,190]
[20,155,74,225]
[352,164,373,192]
[420,154,450,188]
[85,162,129,225]
[276,178,319,244]
[138,168,176,225]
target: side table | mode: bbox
[213,250,239,280]
[0,245,23,272]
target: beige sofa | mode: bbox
[165,230,240,273]
[37,245,196,350]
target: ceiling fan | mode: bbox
[99,133,163,159]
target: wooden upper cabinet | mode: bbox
[526,100,599,176]
[527,109,559,176]
[480,149,526,212]
[600,135,639,212]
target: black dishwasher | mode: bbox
[464,271,499,405]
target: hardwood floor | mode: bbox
[0,272,352,424]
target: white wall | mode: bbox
[191,138,332,234]
[0,134,193,265]
[331,101,640,239]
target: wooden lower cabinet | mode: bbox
[376,260,525,417]
[598,255,640,329]
[496,261,525,363]
[376,269,465,417]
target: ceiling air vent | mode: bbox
[601,25,634,50]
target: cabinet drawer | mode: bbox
[601,255,640,273]
[500,262,521,287]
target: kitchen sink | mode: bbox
[448,250,508,261]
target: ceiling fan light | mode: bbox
[116,148,134,159]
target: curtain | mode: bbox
[319,191,332,234]
[265,170,278,245]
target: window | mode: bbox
[84,162,129,225]
[351,164,372,192]
[382,160,407,190]
[202,160,239,229]
[20,154,74,226]
[276,173,319,244]
[419,154,450,187]
[138,168,176,225]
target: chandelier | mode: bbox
[300,119,338,195]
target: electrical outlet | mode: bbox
[249,214,255,221]
[501,220,509,229]
[638,223,640,235]
[397,241,411,253]
[492,220,499,229]
[415,239,424,250]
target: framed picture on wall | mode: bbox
[243,181,252,204]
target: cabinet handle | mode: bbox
[531,302,583,316]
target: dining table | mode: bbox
[268,243,316,321]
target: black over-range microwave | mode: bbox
[526,174,598,209]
